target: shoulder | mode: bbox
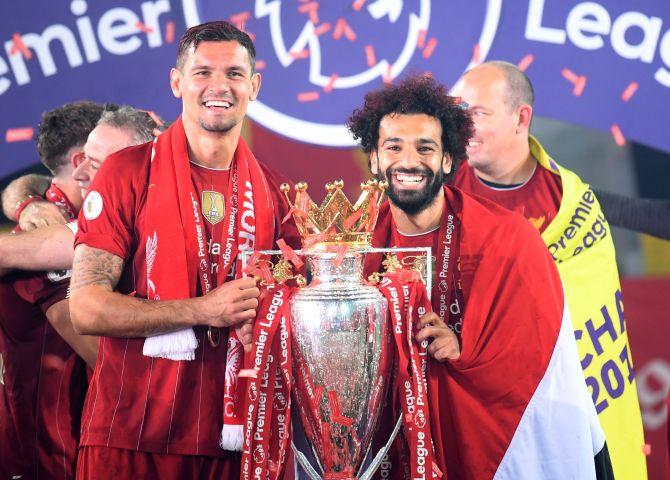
[451,186,542,250]
[98,142,153,178]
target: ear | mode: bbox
[370,150,379,175]
[169,68,182,99]
[249,72,262,101]
[71,150,86,169]
[516,104,533,134]
[442,153,453,174]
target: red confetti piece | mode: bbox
[277,238,305,269]
[289,49,310,59]
[242,251,262,276]
[143,110,164,127]
[621,81,639,102]
[298,2,320,25]
[297,91,320,102]
[343,208,363,230]
[517,54,534,72]
[365,45,376,67]
[5,127,34,143]
[135,21,154,34]
[383,63,393,85]
[255,60,266,71]
[610,124,626,147]
[641,443,651,456]
[472,43,481,64]
[561,68,579,84]
[314,22,331,36]
[323,73,339,93]
[10,33,31,59]
[422,37,438,59]
[417,29,427,49]
[229,11,251,31]
[573,76,587,96]
[333,18,356,42]
[164,21,175,43]
[352,0,367,11]
[246,31,256,42]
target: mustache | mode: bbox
[386,167,433,177]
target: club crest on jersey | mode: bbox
[202,190,225,224]
[83,191,103,220]
[181,0,502,146]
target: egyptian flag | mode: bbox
[369,186,613,479]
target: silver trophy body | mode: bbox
[290,251,392,479]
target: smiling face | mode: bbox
[371,113,451,215]
[170,40,261,135]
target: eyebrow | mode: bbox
[381,137,403,145]
[417,138,439,147]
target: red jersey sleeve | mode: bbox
[75,143,151,260]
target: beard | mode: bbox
[378,165,444,215]
[199,117,237,133]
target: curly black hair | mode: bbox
[347,74,474,176]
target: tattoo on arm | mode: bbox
[71,245,124,292]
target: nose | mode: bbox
[72,158,90,184]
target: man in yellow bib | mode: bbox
[452,60,647,479]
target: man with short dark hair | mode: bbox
[69,21,298,478]
[349,74,611,479]
[451,61,647,479]
[0,101,104,479]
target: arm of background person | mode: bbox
[593,188,670,240]
[46,299,98,369]
[69,245,260,338]
[0,224,75,275]
[1,173,66,230]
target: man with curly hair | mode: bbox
[348,74,612,479]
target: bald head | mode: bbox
[461,61,534,111]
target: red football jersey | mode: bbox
[74,143,299,458]
[0,260,87,479]
[454,162,562,233]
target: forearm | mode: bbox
[0,225,75,271]
[46,299,99,369]
[1,174,51,220]
[70,285,205,337]
[595,188,670,240]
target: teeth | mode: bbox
[468,140,482,147]
[205,100,231,108]
[395,174,423,184]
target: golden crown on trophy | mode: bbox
[280,179,387,249]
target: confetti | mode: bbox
[229,11,251,31]
[289,49,310,59]
[323,73,339,93]
[561,68,587,96]
[277,239,304,269]
[517,54,534,72]
[423,37,438,59]
[641,444,651,456]
[297,91,320,102]
[255,60,266,71]
[352,0,367,11]
[298,2,320,25]
[333,18,356,41]
[10,33,31,59]
[332,244,349,267]
[610,124,626,147]
[417,29,427,49]
[5,127,34,143]
[573,76,587,96]
[365,45,376,67]
[383,63,393,85]
[145,110,164,127]
[561,68,579,84]
[621,81,639,102]
[472,43,481,64]
[164,21,175,43]
[135,21,154,34]
[314,22,331,36]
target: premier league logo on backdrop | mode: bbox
[183,0,501,146]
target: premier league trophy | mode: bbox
[283,180,397,480]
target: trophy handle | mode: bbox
[357,414,403,480]
[292,414,403,480]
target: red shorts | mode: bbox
[76,446,240,479]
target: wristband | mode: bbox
[14,194,42,221]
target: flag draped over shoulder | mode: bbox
[370,187,608,479]
[533,136,648,480]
